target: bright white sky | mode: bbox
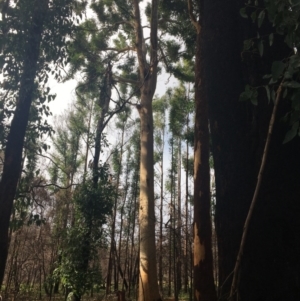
[48,1,179,121]
[49,74,178,116]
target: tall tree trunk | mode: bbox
[177,139,182,295]
[133,0,161,300]
[184,115,190,294]
[158,130,164,294]
[189,1,217,300]
[0,0,49,286]
[200,0,300,300]
[138,96,161,301]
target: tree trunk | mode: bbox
[189,1,217,300]
[176,139,182,295]
[0,0,49,286]
[184,115,190,294]
[138,95,161,301]
[93,63,112,183]
[193,28,217,301]
[133,0,161,300]
[200,0,300,300]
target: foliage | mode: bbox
[240,0,300,143]
[57,166,114,298]
[0,0,83,147]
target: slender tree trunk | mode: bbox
[93,62,112,183]
[159,130,164,294]
[168,138,174,297]
[184,115,189,294]
[106,126,125,294]
[177,139,182,295]
[83,101,94,176]
[0,0,49,286]
[128,155,139,297]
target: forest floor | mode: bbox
[0,292,190,301]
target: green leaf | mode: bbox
[258,10,265,28]
[271,89,276,103]
[269,33,274,46]
[251,97,258,105]
[284,81,300,88]
[271,61,285,81]
[251,11,257,23]
[258,40,264,56]
[265,85,270,101]
[240,85,253,101]
[243,39,252,51]
[283,121,299,144]
[240,7,248,18]
[263,74,272,79]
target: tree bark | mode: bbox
[133,0,161,300]
[200,0,300,300]
[193,25,217,301]
[189,1,217,300]
[0,0,49,287]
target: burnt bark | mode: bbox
[0,0,49,286]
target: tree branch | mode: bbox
[229,81,284,300]
[187,0,201,33]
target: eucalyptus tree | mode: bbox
[0,0,82,286]
[106,107,132,293]
[126,126,140,297]
[159,85,187,300]
[153,95,168,294]
[185,1,218,300]
[66,0,190,298]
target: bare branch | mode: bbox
[187,0,201,33]
[229,81,284,300]
[113,74,139,85]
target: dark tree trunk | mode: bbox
[201,0,300,300]
[0,0,49,286]
[203,0,253,296]
[193,12,217,301]
[93,63,112,184]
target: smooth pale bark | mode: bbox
[0,0,49,286]
[132,0,161,300]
